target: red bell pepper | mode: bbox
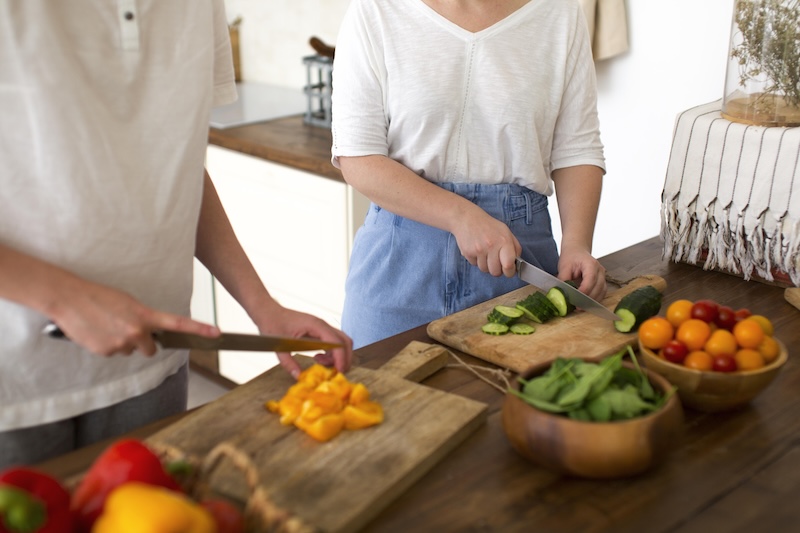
[70,439,182,533]
[0,467,74,533]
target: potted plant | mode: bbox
[721,0,800,126]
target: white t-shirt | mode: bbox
[0,0,236,430]
[331,0,605,196]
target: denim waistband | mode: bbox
[435,182,548,225]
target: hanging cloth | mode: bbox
[578,0,629,61]
[661,100,800,284]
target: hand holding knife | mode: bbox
[515,257,620,321]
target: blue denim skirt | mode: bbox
[342,182,559,349]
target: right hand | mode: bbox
[452,208,521,278]
[48,280,219,357]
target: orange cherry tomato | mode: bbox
[758,336,781,364]
[638,317,675,350]
[676,319,712,351]
[666,299,694,328]
[748,315,774,336]
[684,350,713,371]
[733,318,765,349]
[704,329,738,357]
[734,348,765,371]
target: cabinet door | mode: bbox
[205,145,363,383]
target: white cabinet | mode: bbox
[196,145,369,384]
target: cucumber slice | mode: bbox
[487,305,525,325]
[546,287,576,317]
[510,323,536,335]
[515,292,559,324]
[482,323,510,335]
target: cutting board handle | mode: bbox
[785,287,800,311]
[376,341,450,383]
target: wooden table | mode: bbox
[38,237,800,532]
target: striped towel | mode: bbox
[661,100,800,284]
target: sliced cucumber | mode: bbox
[510,323,536,335]
[546,286,576,317]
[515,292,559,324]
[482,323,510,335]
[613,285,663,333]
[487,305,525,325]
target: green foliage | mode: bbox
[510,347,674,422]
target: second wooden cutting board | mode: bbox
[427,275,667,373]
[147,341,487,533]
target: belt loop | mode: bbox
[524,188,533,225]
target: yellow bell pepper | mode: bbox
[342,401,384,430]
[91,482,216,533]
[265,364,383,442]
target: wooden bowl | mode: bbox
[639,339,788,413]
[501,360,684,479]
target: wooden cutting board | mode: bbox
[147,341,487,533]
[427,275,667,373]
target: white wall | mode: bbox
[224,0,735,258]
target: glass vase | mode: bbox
[721,0,800,126]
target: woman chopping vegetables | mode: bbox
[331,0,608,348]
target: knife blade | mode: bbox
[515,257,621,321]
[43,323,342,352]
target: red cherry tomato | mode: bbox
[714,305,737,331]
[735,308,752,322]
[712,353,737,373]
[662,339,689,364]
[691,299,719,323]
[201,499,245,533]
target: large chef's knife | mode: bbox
[515,257,621,321]
[43,323,342,352]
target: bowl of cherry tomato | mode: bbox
[636,299,787,413]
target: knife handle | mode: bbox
[42,322,160,344]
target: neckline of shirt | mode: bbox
[411,0,538,41]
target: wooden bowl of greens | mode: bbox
[501,348,684,479]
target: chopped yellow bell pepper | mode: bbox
[91,482,215,533]
[343,401,384,430]
[295,413,345,442]
[348,383,370,405]
[265,364,383,442]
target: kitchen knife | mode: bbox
[515,257,621,321]
[43,323,342,352]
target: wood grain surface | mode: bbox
[146,341,487,533]
[426,275,667,373]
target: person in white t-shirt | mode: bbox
[331,0,608,349]
[0,0,352,468]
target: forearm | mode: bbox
[194,170,282,326]
[339,154,522,277]
[0,243,81,319]
[338,155,484,234]
[552,165,603,253]
[195,170,353,375]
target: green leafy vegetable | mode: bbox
[509,347,670,422]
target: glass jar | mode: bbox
[721,0,800,126]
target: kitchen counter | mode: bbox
[37,237,800,532]
[208,114,342,183]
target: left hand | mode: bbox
[255,307,353,379]
[557,245,607,302]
